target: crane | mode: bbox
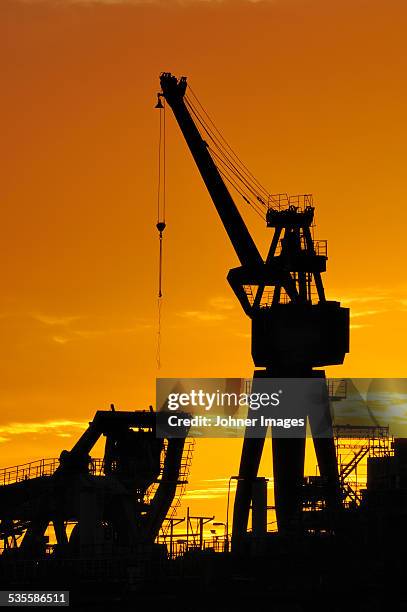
[158,72,349,547]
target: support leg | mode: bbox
[232,435,266,552]
[272,435,306,534]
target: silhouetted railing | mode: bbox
[0,458,104,486]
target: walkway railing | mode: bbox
[0,458,104,487]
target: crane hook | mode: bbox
[156,221,166,235]
[155,93,164,109]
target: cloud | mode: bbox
[208,296,235,311]
[179,310,226,322]
[350,309,385,319]
[335,289,407,321]
[52,335,70,344]
[0,419,86,438]
[338,287,407,309]
[72,324,151,338]
[32,314,81,326]
[183,488,227,500]
[32,314,152,343]
[0,311,152,349]
[341,296,388,305]
[183,476,274,500]
[178,295,237,323]
[235,331,250,338]
[350,323,371,330]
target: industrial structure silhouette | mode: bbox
[0,74,405,611]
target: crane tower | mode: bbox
[158,73,349,545]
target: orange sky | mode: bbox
[1,0,407,524]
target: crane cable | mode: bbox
[188,94,270,208]
[154,84,269,366]
[187,85,271,200]
[186,97,266,218]
[155,94,166,368]
[184,90,272,215]
[185,96,269,216]
[185,97,265,209]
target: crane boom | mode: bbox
[159,73,263,268]
[159,72,349,542]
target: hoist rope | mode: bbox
[184,97,270,218]
[156,296,163,369]
[185,88,272,211]
[157,102,163,223]
[208,147,266,218]
[187,85,271,199]
[156,98,166,369]
[186,95,267,206]
[185,96,267,217]
[187,97,265,200]
[154,83,271,367]
[186,95,268,219]
[210,152,265,219]
[162,102,166,222]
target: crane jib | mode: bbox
[159,73,263,269]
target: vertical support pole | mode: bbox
[251,477,268,556]
[186,506,189,552]
[169,519,174,559]
[308,371,341,513]
[272,436,306,534]
[232,436,267,552]
[252,477,268,537]
[199,518,203,550]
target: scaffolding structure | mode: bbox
[157,510,223,558]
[300,424,393,535]
[334,424,393,506]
